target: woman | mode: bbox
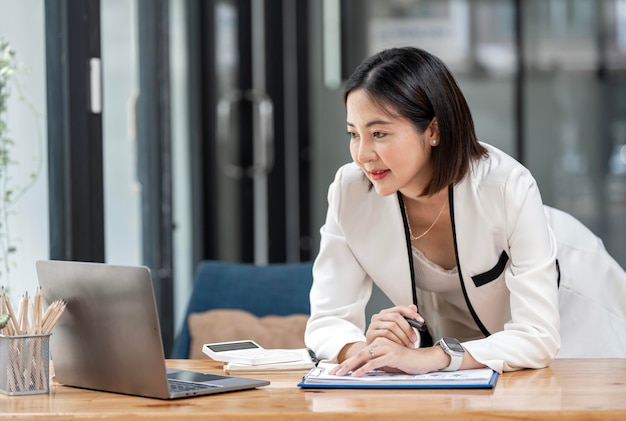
[304,46,561,376]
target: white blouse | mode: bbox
[411,246,483,343]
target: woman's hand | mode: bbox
[329,337,449,377]
[365,304,424,348]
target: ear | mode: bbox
[426,117,440,146]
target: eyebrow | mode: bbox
[346,119,393,128]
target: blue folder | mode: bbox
[297,364,499,389]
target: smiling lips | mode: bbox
[369,169,389,181]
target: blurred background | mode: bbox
[1,0,625,355]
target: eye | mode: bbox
[373,131,386,139]
[347,131,358,140]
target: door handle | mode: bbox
[217,89,274,179]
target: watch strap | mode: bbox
[436,338,464,372]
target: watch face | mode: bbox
[443,337,464,353]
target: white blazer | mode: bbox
[545,206,626,358]
[306,144,562,373]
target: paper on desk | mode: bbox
[302,362,497,386]
[224,348,316,374]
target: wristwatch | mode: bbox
[436,337,465,371]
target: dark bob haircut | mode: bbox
[343,46,488,196]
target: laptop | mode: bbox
[35,259,270,399]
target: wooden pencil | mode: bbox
[42,300,66,335]
[1,290,63,392]
[1,290,18,336]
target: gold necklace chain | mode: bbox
[403,197,448,241]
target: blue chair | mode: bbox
[170,260,313,358]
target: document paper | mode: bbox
[298,362,499,389]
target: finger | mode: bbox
[351,360,380,377]
[330,358,364,376]
[377,305,415,319]
[371,310,418,346]
[329,357,365,376]
[396,306,425,324]
[376,316,416,348]
[351,339,414,376]
[350,346,389,377]
[366,321,408,346]
[410,327,421,348]
[380,305,425,330]
[331,346,375,376]
[387,312,423,347]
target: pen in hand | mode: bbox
[404,316,427,332]
[306,348,319,365]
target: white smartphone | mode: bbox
[202,340,303,365]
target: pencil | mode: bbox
[42,300,66,334]
[1,290,18,336]
[0,289,65,392]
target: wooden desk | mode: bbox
[1,359,625,420]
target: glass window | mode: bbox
[457,0,516,156]
[101,0,142,266]
[330,0,625,267]
[342,0,518,158]
[170,0,194,335]
[0,1,49,301]
[524,0,626,266]
[214,0,243,261]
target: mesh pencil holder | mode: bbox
[0,334,51,395]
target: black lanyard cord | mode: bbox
[397,191,419,307]
[398,187,491,342]
[448,186,491,338]
[396,191,433,347]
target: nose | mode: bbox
[356,137,376,164]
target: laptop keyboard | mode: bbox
[168,379,220,393]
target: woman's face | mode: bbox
[346,89,438,198]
